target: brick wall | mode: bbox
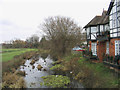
[97,41,106,62]
[88,38,120,62]
[89,41,91,51]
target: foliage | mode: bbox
[103,54,120,65]
[26,34,40,48]
[38,49,50,59]
[55,54,119,88]
[50,64,63,70]
[40,75,70,88]
[114,55,120,65]
[2,34,40,48]
[2,72,26,88]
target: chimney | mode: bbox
[102,9,106,16]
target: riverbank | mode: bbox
[49,53,119,88]
[1,48,119,88]
[2,49,39,88]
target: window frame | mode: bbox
[91,42,97,56]
[115,40,120,56]
[106,42,109,54]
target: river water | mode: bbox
[19,55,84,88]
[20,55,54,88]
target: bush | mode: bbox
[2,72,26,88]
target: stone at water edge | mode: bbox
[30,60,35,65]
[32,65,35,69]
[37,65,43,71]
[15,70,26,76]
[22,60,26,65]
[43,68,47,71]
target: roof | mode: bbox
[84,10,109,28]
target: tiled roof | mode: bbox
[84,11,109,28]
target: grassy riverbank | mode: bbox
[50,53,119,88]
[1,48,38,62]
[2,48,39,88]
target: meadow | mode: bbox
[1,48,38,62]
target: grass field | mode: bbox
[1,48,38,62]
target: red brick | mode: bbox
[88,38,120,62]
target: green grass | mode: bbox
[1,48,38,62]
[60,54,119,88]
[1,48,21,52]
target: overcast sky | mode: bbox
[0,0,110,43]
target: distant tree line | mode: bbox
[2,35,40,48]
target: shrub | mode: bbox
[2,72,26,88]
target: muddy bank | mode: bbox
[2,51,39,88]
[2,51,38,73]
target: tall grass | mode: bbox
[53,53,119,88]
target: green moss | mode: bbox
[40,75,70,88]
[50,64,63,70]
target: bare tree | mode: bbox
[41,16,83,57]
[26,34,39,48]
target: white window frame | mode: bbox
[106,42,109,54]
[115,40,120,56]
[91,27,97,33]
[100,25,104,32]
[91,42,97,56]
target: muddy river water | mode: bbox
[19,55,84,88]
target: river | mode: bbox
[19,55,84,88]
[19,55,53,88]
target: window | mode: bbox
[105,24,109,31]
[91,43,97,56]
[91,27,97,33]
[106,42,109,54]
[110,20,113,29]
[100,25,104,32]
[91,34,96,40]
[87,28,90,35]
[115,40,120,55]
[117,6,120,12]
[118,27,120,31]
[117,0,120,6]
[117,17,120,27]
